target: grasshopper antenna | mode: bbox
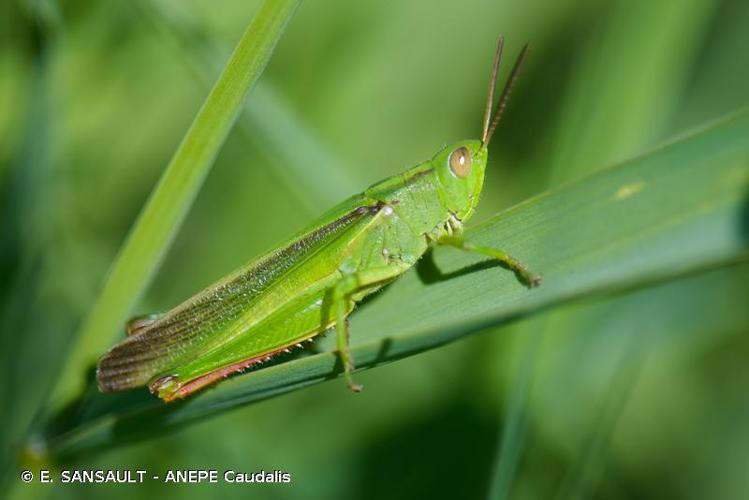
[482,41,529,147]
[481,36,504,143]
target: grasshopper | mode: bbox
[97,37,540,402]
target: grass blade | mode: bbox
[39,109,749,459]
[47,0,302,411]
[133,0,360,211]
[486,327,543,500]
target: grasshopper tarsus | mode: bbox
[516,272,542,289]
[528,274,543,288]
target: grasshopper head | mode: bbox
[434,37,528,222]
[433,140,487,221]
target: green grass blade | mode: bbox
[486,327,543,500]
[133,0,360,211]
[47,0,302,411]
[553,344,642,500]
[41,110,749,459]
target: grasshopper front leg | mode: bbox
[437,235,542,287]
[331,265,407,392]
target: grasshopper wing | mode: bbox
[97,195,378,392]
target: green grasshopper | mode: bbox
[97,37,540,402]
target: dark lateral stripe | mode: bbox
[405,168,433,183]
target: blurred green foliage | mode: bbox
[1,0,748,499]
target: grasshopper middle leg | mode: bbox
[331,265,406,392]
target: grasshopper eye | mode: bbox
[449,146,472,178]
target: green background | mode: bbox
[1,0,748,498]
